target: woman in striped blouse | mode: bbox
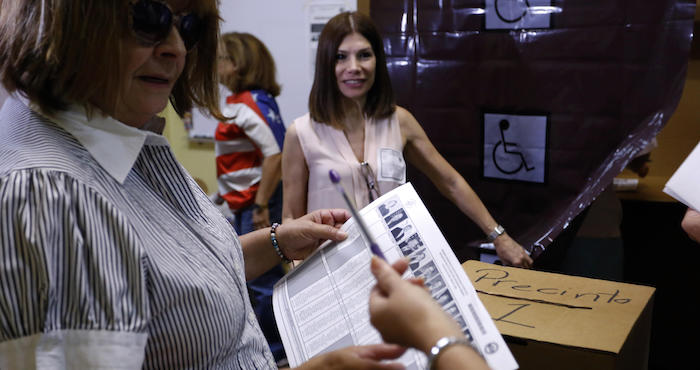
[0,0,404,368]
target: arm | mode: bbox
[281,122,309,222]
[0,173,148,369]
[239,208,350,281]
[369,257,489,370]
[236,103,282,229]
[398,107,532,268]
[252,153,281,229]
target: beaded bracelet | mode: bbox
[270,223,292,263]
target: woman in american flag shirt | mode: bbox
[213,32,286,234]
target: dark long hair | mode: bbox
[308,11,395,127]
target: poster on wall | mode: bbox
[305,0,356,81]
[187,84,229,142]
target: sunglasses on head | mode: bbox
[129,0,203,51]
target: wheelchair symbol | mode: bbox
[495,0,531,23]
[492,119,535,175]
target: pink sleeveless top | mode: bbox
[293,112,406,212]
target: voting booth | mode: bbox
[463,261,655,370]
[372,0,696,261]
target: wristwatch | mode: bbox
[487,225,505,242]
[427,336,472,369]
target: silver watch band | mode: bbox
[487,224,505,242]
[427,336,472,369]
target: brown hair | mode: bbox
[0,0,224,120]
[220,32,281,96]
[309,11,395,127]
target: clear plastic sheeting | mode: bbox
[371,0,695,260]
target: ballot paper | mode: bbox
[273,183,518,370]
[664,141,700,210]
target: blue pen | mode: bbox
[329,169,387,260]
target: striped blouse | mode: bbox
[0,97,276,369]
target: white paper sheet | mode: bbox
[664,141,700,210]
[273,183,518,370]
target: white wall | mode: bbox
[219,1,312,126]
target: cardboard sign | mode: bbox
[463,261,655,370]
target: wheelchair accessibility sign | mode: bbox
[484,0,554,30]
[483,112,548,183]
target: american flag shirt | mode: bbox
[214,90,285,211]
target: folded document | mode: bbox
[273,183,517,370]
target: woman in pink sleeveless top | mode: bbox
[282,11,532,268]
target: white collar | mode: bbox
[29,100,168,184]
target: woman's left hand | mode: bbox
[276,209,351,260]
[494,234,533,268]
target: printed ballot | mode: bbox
[273,183,517,370]
[664,140,700,210]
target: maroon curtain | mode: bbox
[371,0,695,261]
